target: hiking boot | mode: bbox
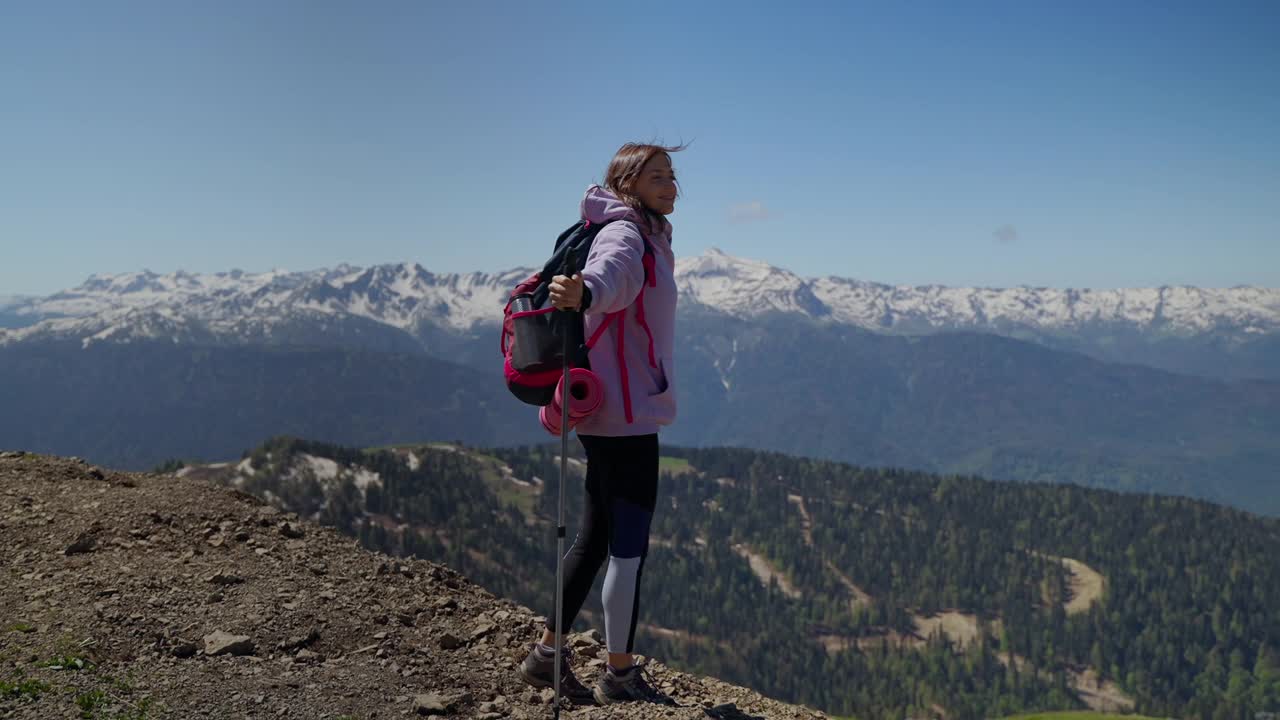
[517,644,595,704]
[592,662,670,705]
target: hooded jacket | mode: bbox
[574,185,678,436]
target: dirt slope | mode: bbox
[0,452,827,720]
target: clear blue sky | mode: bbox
[2,0,1277,295]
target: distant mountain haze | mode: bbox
[3,251,1276,379]
[2,252,1277,513]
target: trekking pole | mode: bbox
[552,249,578,718]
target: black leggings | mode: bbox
[545,433,659,654]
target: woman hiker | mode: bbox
[517,142,683,705]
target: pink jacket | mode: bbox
[575,185,678,436]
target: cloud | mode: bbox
[993,224,1019,244]
[728,201,770,224]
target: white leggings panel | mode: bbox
[602,554,645,654]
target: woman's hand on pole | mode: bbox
[549,273,584,311]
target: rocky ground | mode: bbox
[0,452,830,720]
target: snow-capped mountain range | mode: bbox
[3,249,1277,349]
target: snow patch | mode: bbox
[285,453,382,495]
[299,454,339,481]
[351,467,382,491]
[498,461,533,487]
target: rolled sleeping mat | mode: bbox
[539,403,564,436]
[555,368,604,421]
[539,401,583,437]
[540,369,605,436]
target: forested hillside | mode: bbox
[181,438,1280,719]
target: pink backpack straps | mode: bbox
[633,250,658,369]
[583,310,633,423]
[580,224,659,425]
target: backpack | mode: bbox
[501,219,656,421]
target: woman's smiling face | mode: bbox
[633,153,678,215]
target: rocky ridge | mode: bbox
[0,451,827,720]
[3,252,1276,347]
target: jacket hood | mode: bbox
[580,185,672,240]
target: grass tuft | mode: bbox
[0,677,50,700]
[36,654,91,671]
